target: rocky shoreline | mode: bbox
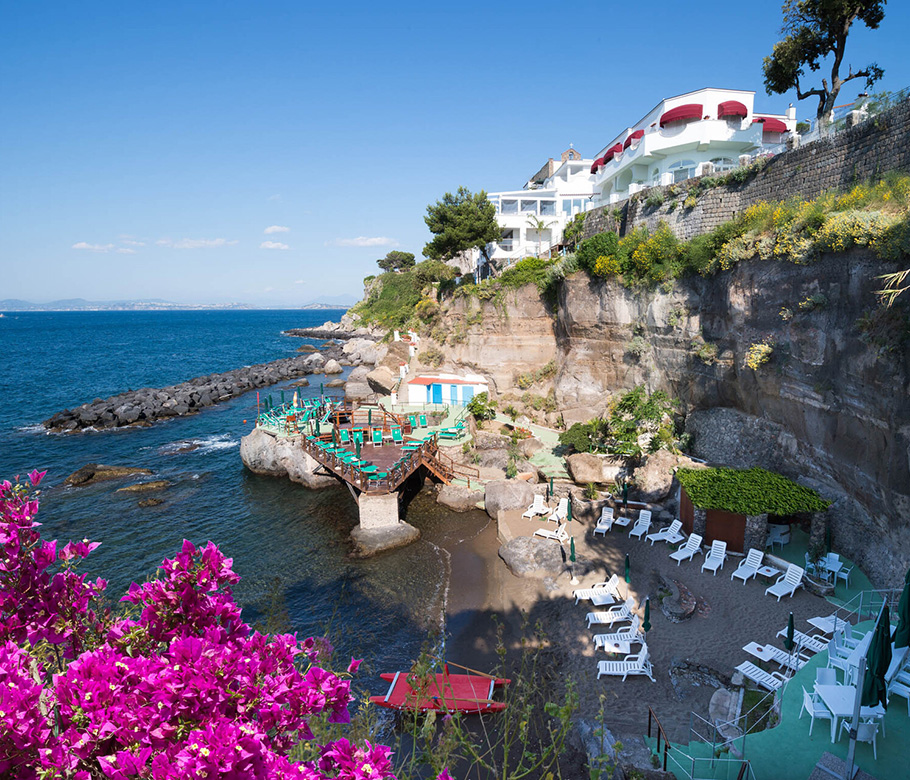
[43,323,383,432]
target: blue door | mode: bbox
[450,385,458,405]
[431,384,443,404]
[462,386,474,405]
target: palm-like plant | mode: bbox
[525,214,556,258]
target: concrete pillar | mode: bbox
[693,508,707,537]
[358,492,401,529]
[744,513,769,553]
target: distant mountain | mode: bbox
[0,296,355,312]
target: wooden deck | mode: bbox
[299,430,455,495]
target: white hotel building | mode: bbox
[473,87,796,275]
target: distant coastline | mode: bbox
[0,298,352,312]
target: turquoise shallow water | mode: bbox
[0,309,485,689]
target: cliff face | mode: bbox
[554,250,910,587]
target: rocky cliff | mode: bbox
[423,249,908,587]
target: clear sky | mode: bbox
[2,0,908,306]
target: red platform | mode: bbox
[369,671,509,713]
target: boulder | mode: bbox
[325,379,345,388]
[323,359,343,375]
[115,480,171,493]
[498,536,564,578]
[566,453,605,485]
[345,382,374,401]
[474,430,512,450]
[138,498,165,508]
[350,522,420,557]
[65,464,153,487]
[297,344,317,352]
[366,365,397,395]
[484,479,535,521]
[303,353,326,371]
[518,436,544,458]
[239,428,336,489]
[437,484,485,512]
[634,450,702,503]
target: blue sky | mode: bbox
[2,0,908,306]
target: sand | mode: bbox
[443,507,833,748]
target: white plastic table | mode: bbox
[594,638,631,655]
[756,565,779,581]
[808,615,849,635]
[814,684,884,743]
[743,641,778,664]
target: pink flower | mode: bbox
[347,657,363,674]
[28,470,47,486]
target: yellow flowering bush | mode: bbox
[745,340,774,371]
[593,254,622,276]
[813,210,896,253]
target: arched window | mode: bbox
[652,167,661,185]
[669,160,696,183]
[710,157,736,173]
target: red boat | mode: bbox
[369,669,510,713]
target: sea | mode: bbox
[0,309,489,690]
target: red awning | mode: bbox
[603,143,624,162]
[753,116,788,133]
[717,100,748,119]
[590,157,604,173]
[659,103,703,127]
[623,129,645,149]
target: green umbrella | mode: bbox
[368,409,372,426]
[861,603,892,710]
[281,390,285,404]
[622,481,629,511]
[355,438,361,460]
[643,597,651,633]
[569,537,576,564]
[624,553,630,584]
[332,427,337,446]
[894,568,910,648]
[315,419,320,436]
[567,499,572,523]
[784,612,795,651]
[549,477,554,497]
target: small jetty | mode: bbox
[253,393,479,535]
[370,669,509,713]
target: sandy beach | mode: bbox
[443,503,833,752]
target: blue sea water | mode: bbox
[0,310,487,686]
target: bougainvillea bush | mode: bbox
[0,471,410,780]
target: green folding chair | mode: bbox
[391,427,403,444]
[353,429,364,445]
[419,414,428,427]
[408,414,418,429]
[339,428,351,445]
[371,428,384,446]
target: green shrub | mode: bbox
[627,335,649,358]
[584,482,599,499]
[418,346,444,368]
[798,294,827,312]
[683,194,697,210]
[415,298,440,321]
[676,466,830,515]
[577,232,620,275]
[466,391,497,421]
[692,340,718,364]
[745,341,773,370]
[644,190,665,208]
[414,259,457,285]
[348,270,422,329]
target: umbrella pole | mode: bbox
[843,656,865,780]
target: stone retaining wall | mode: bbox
[583,100,910,242]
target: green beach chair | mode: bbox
[408,414,418,429]
[371,428,384,446]
[339,428,350,445]
[391,427,403,444]
[419,414,428,427]
[353,428,364,445]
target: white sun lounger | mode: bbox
[765,564,804,601]
[593,615,642,649]
[586,597,635,628]
[701,540,728,575]
[547,497,569,524]
[777,628,827,654]
[574,574,621,605]
[628,514,652,540]
[736,661,787,692]
[597,645,655,682]
[731,548,764,583]
[592,507,615,536]
[522,494,548,519]
[646,519,684,546]
[534,524,568,543]
[669,534,703,565]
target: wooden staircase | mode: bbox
[420,451,454,484]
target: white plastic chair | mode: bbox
[593,615,642,649]
[669,534,703,565]
[533,524,568,543]
[628,515,652,540]
[765,565,804,601]
[592,507,614,537]
[586,597,635,628]
[522,494,547,519]
[731,548,764,583]
[701,540,728,575]
[735,661,786,692]
[573,574,621,605]
[646,519,684,546]
[838,720,878,759]
[815,667,837,686]
[547,497,568,524]
[799,686,833,737]
[596,645,655,682]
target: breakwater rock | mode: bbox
[45,352,332,433]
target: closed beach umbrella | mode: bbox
[643,597,651,634]
[356,438,361,460]
[624,553,631,584]
[549,477,554,497]
[894,567,910,649]
[332,427,337,446]
[861,603,892,710]
[622,481,629,511]
[784,612,795,651]
[315,419,320,436]
[567,499,572,523]
[281,390,285,404]
[368,409,372,425]
[569,536,576,563]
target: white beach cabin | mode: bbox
[405,373,489,407]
